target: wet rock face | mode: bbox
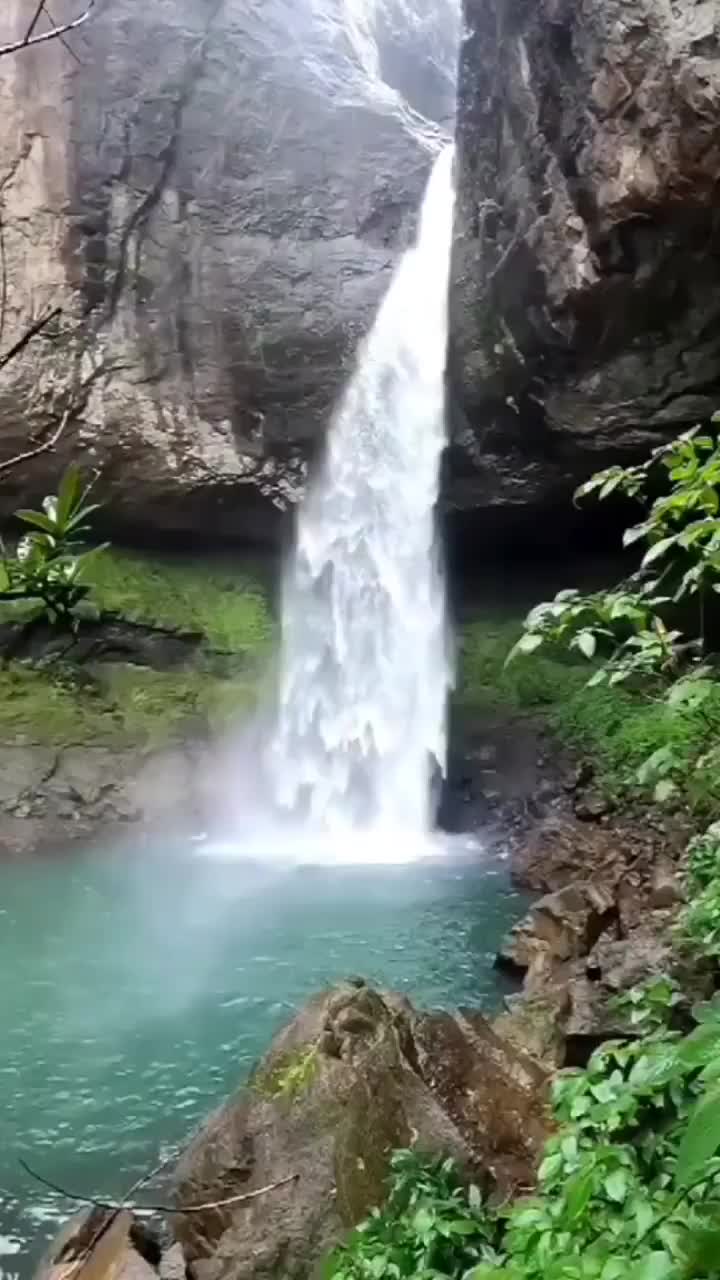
[0,0,456,542]
[450,0,720,523]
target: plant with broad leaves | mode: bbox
[686,823,720,892]
[325,1149,497,1280]
[506,420,720,808]
[0,465,107,627]
[610,978,684,1033]
[508,421,720,684]
[505,586,685,682]
[576,424,720,637]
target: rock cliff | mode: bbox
[0,0,456,541]
[449,0,720,526]
[2,0,719,544]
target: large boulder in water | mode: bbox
[172,981,550,1280]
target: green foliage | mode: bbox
[686,824,720,892]
[610,978,683,1033]
[505,423,720,810]
[326,1150,497,1280]
[0,466,107,626]
[327,1006,720,1280]
[675,824,720,962]
[457,615,720,814]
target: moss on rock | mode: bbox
[0,548,274,749]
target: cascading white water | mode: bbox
[266,145,455,841]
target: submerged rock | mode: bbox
[172,982,550,1279]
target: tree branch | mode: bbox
[0,343,114,476]
[0,0,95,57]
[0,307,62,372]
[19,1159,298,1216]
[0,406,71,476]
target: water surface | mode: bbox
[0,841,524,1273]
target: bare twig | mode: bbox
[0,0,95,57]
[0,406,71,475]
[19,1159,298,1216]
[0,307,62,372]
[59,1149,191,1280]
[0,207,7,350]
[24,0,48,42]
[42,2,84,64]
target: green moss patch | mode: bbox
[0,661,267,748]
[0,549,275,748]
[83,548,274,654]
[254,1047,319,1101]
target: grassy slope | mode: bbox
[457,611,720,815]
[0,549,275,748]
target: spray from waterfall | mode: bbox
[265,145,456,842]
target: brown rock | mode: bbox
[172,983,551,1280]
[649,857,684,909]
[412,1008,550,1196]
[497,880,617,974]
[512,816,625,893]
[450,0,720,533]
[34,1209,157,1280]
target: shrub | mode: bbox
[0,465,106,627]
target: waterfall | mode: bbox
[265,145,456,845]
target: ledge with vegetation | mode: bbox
[0,467,274,748]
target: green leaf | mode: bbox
[675,1084,720,1188]
[468,1184,482,1212]
[505,633,544,665]
[654,779,678,804]
[642,537,678,567]
[565,1168,595,1220]
[55,464,84,527]
[676,1023,720,1071]
[412,1208,434,1235]
[65,501,103,531]
[576,631,597,660]
[626,1251,676,1280]
[624,522,651,547]
[600,474,623,499]
[604,1168,628,1203]
[446,1218,482,1236]
[14,509,58,535]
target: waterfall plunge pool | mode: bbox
[0,839,526,1273]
